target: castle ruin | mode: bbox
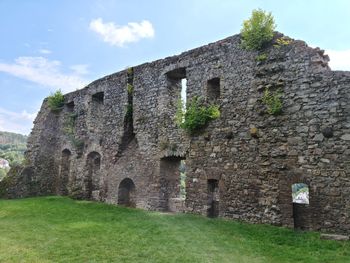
[1,33,350,235]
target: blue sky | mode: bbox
[1,0,350,135]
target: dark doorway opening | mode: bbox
[85,151,101,199]
[57,149,71,195]
[292,183,310,229]
[118,178,136,207]
[207,179,219,218]
[159,156,185,211]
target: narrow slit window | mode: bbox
[181,78,187,110]
[166,68,187,123]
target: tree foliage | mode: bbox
[0,131,27,179]
[241,9,276,50]
[0,131,27,167]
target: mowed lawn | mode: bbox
[0,197,349,263]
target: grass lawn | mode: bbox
[0,197,349,262]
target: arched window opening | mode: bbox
[118,178,136,208]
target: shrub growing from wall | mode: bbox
[241,9,276,50]
[176,97,220,134]
[47,90,65,112]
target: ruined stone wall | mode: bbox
[2,33,350,235]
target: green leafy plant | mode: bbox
[127,67,133,75]
[47,90,65,112]
[71,138,84,150]
[274,36,292,48]
[63,113,77,135]
[256,53,268,62]
[262,88,282,115]
[127,83,134,94]
[63,113,84,150]
[176,97,220,134]
[241,9,276,50]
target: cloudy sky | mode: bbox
[1,0,350,135]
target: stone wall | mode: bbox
[1,33,350,235]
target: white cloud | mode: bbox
[0,107,37,135]
[39,49,52,54]
[326,49,350,71]
[89,18,155,47]
[0,56,88,93]
[70,64,89,75]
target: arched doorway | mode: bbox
[118,178,136,207]
[57,149,71,195]
[292,183,310,229]
[85,151,101,199]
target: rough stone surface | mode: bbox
[320,234,349,241]
[1,33,350,235]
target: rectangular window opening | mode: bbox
[166,67,186,80]
[92,92,104,104]
[66,101,75,112]
[207,77,220,101]
[166,68,187,121]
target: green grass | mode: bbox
[0,197,349,262]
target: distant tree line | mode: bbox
[0,131,27,180]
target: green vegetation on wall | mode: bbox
[63,113,84,150]
[262,88,283,115]
[255,53,268,62]
[127,83,134,95]
[241,9,276,50]
[47,90,65,112]
[176,97,220,134]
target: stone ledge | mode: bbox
[320,234,349,241]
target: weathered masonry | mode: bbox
[2,33,350,235]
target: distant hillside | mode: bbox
[0,131,27,145]
[0,131,27,168]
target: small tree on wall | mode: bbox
[241,9,276,50]
[47,90,65,112]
